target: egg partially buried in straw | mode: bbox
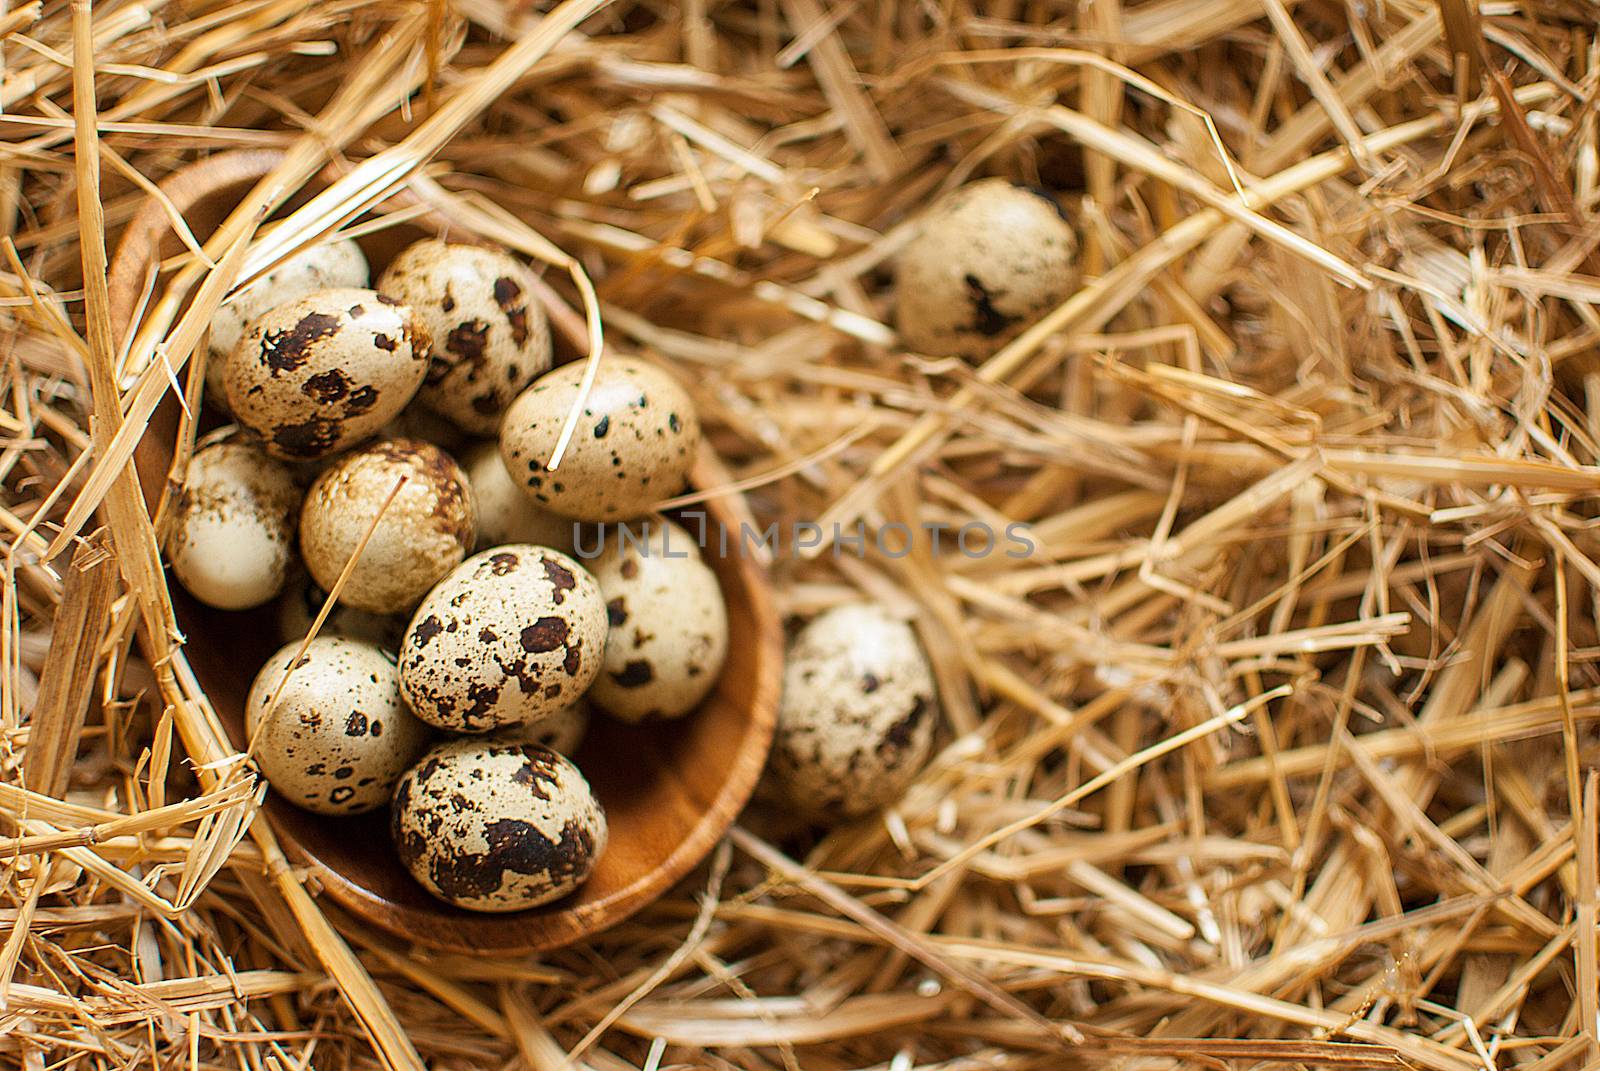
[391,739,607,911]
[377,240,553,435]
[768,604,937,821]
[246,637,431,815]
[499,356,700,522]
[223,287,430,460]
[894,179,1077,359]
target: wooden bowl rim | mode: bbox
[112,149,782,954]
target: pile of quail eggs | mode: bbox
[174,235,719,913]
[173,177,1059,905]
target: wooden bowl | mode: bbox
[111,151,782,955]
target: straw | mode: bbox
[1,0,1598,1067]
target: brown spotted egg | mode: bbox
[246,637,431,815]
[171,438,302,610]
[377,240,552,435]
[223,287,430,460]
[895,179,1078,359]
[398,545,607,733]
[391,739,606,911]
[298,439,476,613]
[461,440,573,552]
[770,604,937,820]
[206,239,369,411]
[585,518,727,722]
[498,356,700,522]
[488,700,589,755]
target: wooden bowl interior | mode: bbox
[122,155,779,954]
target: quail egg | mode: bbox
[206,239,369,411]
[769,603,937,820]
[246,637,431,815]
[275,574,406,649]
[399,545,607,733]
[894,179,1078,359]
[223,287,430,460]
[499,356,700,522]
[298,438,476,613]
[391,739,606,911]
[584,518,726,722]
[170,437,302,610]
[377,240,553,434]
[488,700,590,755]
[461,440,572,552]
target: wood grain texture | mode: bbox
[111,151,782,954]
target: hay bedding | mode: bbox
[0,0,1597,1067]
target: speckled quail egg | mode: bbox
[275,574,406,649]
[170,437,302,610]
[298,438,476,613]
[206,239,369,411]
[223,287,430,460]
[499,356,700,522]
[770,604,937,820]
[392,739,605,911]
[246,637,431,815]
[894,179,1078,359]
[399,545,607,733]
[584,518,726,722]
[377,240,553,435]
[488,700,589,755]
[461,440,572,552]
